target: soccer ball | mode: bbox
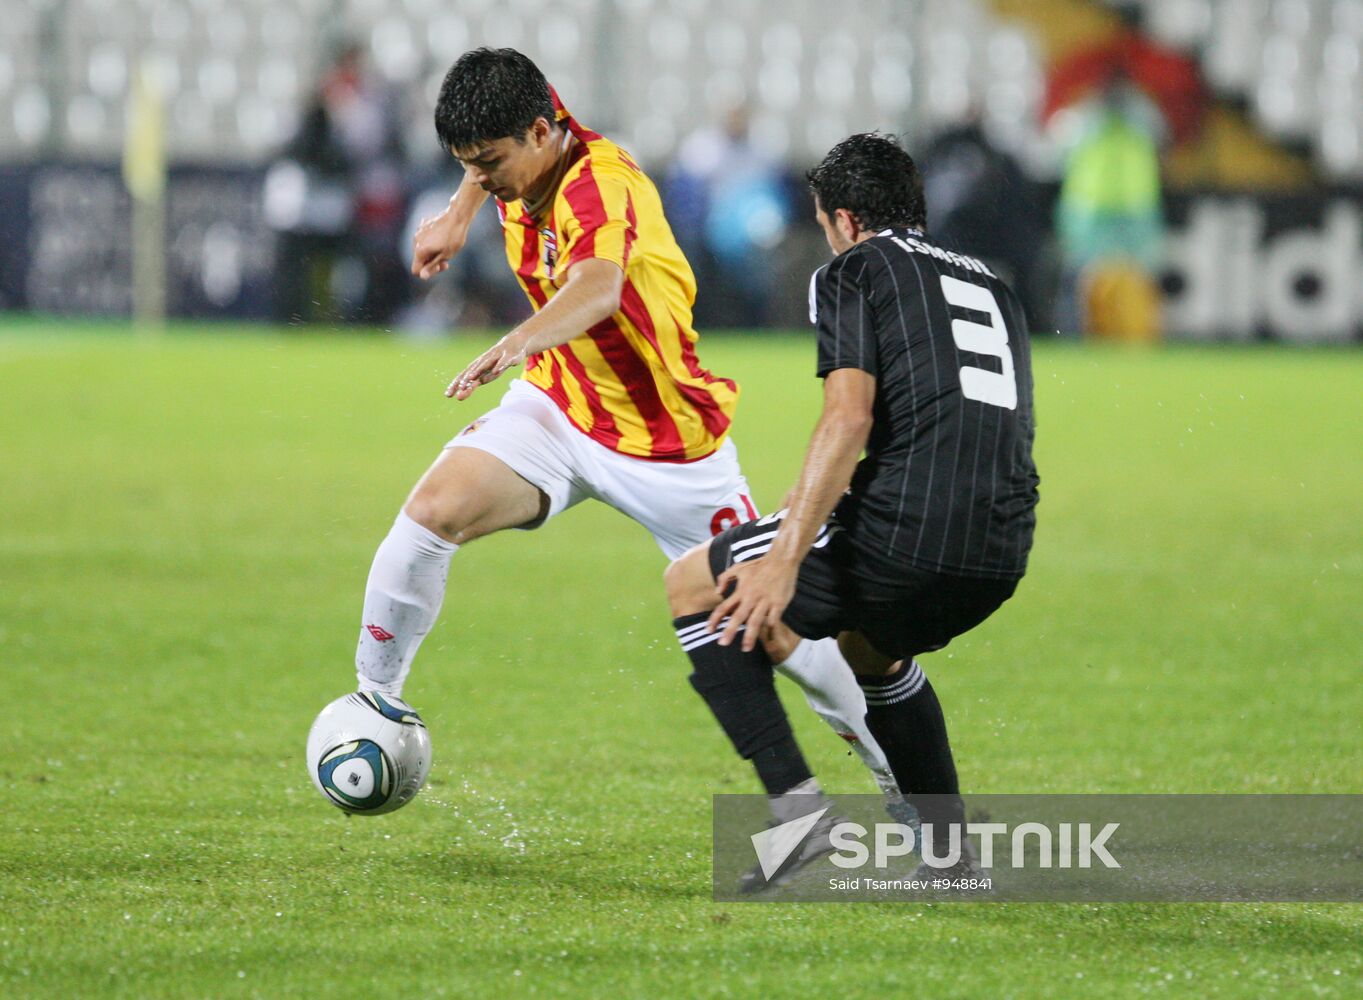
[306,692,432,815]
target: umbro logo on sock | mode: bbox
[365,624,396,642]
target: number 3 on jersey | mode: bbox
[939,274,1017,410]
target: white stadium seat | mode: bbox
[6,0,1350,180]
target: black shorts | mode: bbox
[708,511,1019,660]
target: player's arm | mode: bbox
[445,258,624,400]
[762,368,875,563]
[709,369,875,649]
[448,164,636,399]
[412,171,490,280]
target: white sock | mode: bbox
[354,512,458,697]
[774,638,900,797]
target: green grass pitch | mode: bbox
[1,319,1359,997]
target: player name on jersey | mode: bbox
[885,231,997,279]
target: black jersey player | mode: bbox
[665,132,1039,890]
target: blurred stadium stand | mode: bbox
[1104,0,1363,178]
[0,0,1050,170]
[0,0,1360,341]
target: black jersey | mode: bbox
[809,227,1038,582]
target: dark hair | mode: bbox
[434,48,556,153]
[806,132,927,232]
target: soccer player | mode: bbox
[355,48,899,800]
[665,132,1039,890]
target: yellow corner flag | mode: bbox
[124,65,167,331]
[123,67,166,204]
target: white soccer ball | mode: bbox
[306,692,432,815]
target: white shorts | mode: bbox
[446,380,758,560]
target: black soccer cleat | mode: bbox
[911,840,993,893]
[739,811,847,895]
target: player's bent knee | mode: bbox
[665,544,718,616]
[401,493,445,536]
[402,488,476,542]
[837,630,900,677]
[402,445,548,543]
[761,623,801,665]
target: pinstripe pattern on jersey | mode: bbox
[810,228,1038,580]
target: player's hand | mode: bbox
[412,207,467,280]
[445,331,530,400]
[708,555,800,652]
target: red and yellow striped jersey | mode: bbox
[495,94,739,462]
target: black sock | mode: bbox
[858,660,966,831]
[674,612,812,795]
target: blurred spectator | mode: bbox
[262,94,352,323]
[917,114,1050,329]
[263,43,410,325]
[665,106,792,327]
[1052,75,1166,341]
